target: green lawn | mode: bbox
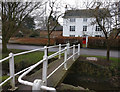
[3,49,54,64]
[2,49,55,73]
[1,49,55,82]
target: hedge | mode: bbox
[55,36,83,47]
[10,37,55,46]
[88,37,120,50]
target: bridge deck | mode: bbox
[15,54,79,91]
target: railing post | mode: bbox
[9,53,16,91]
[59,44,61,59]
[67,43,70,54]
[64,47,67,70]
[73,45,75,61]
[78,44,80,55]
[86,36,88,48]
[42,46,48,86]
[32,79,43,91]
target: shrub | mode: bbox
[10,37,55,46]
[88,37,120,50]
[15,32,24,37]
[29,31,39,37]
[55,36,83,47]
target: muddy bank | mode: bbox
[62,56,120,92]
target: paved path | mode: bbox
[15,54,81,91]
[7,44,120,58]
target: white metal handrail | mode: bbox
[0,43,80,92]
[0,43,68,91]
[14,48,44,56]
[18,44,80,91]
[0,56,11,63]
[18,59,45,86]
[47,45,79,79]
[18,46,67,91]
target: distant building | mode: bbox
[63,9,106,37]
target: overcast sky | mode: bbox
[57,0,119,25]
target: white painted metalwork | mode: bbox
[0,43,81,91]
[0,56,11,63]
[64,47,67,70]
[73,45,75,61]
[14,48,44,56]
[9,53,15,90]
[42,46,48,86]
[59,44,61,59]
[86,36,88,48]
[67,43,70,54]
[78,44,80,55]
[32,79,56,92]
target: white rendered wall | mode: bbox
[63,17,104,37]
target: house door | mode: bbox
[82,37,86,44]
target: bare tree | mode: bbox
[45,0,63,46]
[86,1,120,61]
[1,1,44,53]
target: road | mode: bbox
[7,44,120,58]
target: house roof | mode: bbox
[63,9,110,18]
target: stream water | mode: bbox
[63,59,120,92]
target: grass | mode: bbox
[82,44,86,48]
[1,49,56,87]
[2,49,54,64]
[2,49,55,74]
[0,76,9,81]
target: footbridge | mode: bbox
[0,43,81,92]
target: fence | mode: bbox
[0,43,80,91]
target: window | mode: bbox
[70,18,75,22]
[95,35,101,37]
[96,26,102,31]
[70,26,75,31]
[70,35,75,37]
[83,26,87,31]
[83,18,87,22]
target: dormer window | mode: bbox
[70,18,75,22]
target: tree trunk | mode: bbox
[48,34,50,46]
[106,39,110,61]
[2,39,8,54]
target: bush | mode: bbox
[10,37,55,46]
[15,32,24,37]
[55,36,83,47]
[29,31,39,37]
[88,37,120,50]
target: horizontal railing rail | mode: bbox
[0,43,81,92]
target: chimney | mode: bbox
[65,5,68,12]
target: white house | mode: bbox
[63,9,105,37]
